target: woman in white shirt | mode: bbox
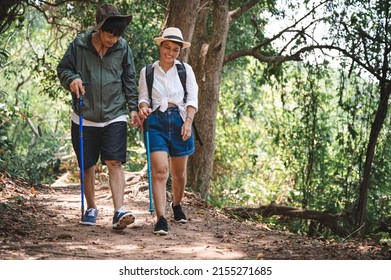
[138,27,198,235]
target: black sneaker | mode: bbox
[171,202,187,223]
[153,216,168,235]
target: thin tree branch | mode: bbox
[229,0,260,24]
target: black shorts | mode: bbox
[71,121,127,170]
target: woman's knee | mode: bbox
[153,164,169,181]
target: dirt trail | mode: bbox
[0,171,388,260]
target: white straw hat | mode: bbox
[154,27,191,49]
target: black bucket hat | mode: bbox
[94,3,132,30]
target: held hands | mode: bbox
[70,79,142,129]
[138,107,152,119]
[137,107,152,130]
[130,111,142,128]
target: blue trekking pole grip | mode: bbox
[143,118,154,215]
[79,94,85,221]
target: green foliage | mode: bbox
[0,90,15,164]
[125,128,146,172]
[325,0,390,80]
[0,91,70,183]
[0,10,72,183]
[122,0,167,72]
[212,52,389,236]
[226,0,278,66]
[211,58,291,208]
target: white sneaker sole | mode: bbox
[112,213,135,230]
[153,229,168,235]
[80,221,96,226]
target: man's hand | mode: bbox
[69,78,85,98]
[130,110,142,128]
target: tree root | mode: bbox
[224,203,349,237]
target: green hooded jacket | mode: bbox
[57,30,138,122]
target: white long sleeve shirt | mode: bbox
[138,60,198,121]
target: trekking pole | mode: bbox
[79,94,85,222]
[143,118,154,215]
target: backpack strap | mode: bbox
[145,63,154,108]
[176,61,187,103]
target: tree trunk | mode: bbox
[356,4,391,233]
[188,0,230,197]
[163,0,230,198]
[356,82,391,235]
[163,0,200,62]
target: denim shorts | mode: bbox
[71,121,127,170]
[146,107,194,157]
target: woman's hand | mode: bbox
[139,107,152,119]
[181,117,192,141]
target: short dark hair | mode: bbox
[174,41,183,49]
[101,17,128,36]
[162,40,183,49]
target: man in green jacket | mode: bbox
[57,3,141,230]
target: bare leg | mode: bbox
[84,165,96,209]
[105,160,125,212]
[169,156,188,206]
[150,152,169,218]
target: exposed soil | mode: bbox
[0,169,389,260]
